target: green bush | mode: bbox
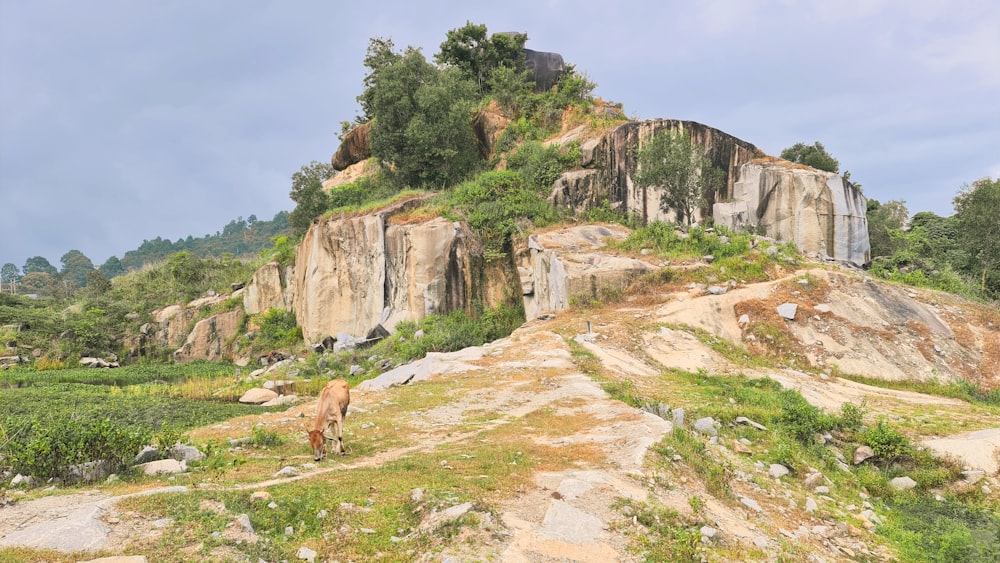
[863,419,913,465]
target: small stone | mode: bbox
[777,303,798,320]
[815,485,830,495]
[740,496,762,512]
[853,446,874,464]
[805,497,818,514]
[769,464,790,479]
[700,526,717,542]
[285,526,294,535]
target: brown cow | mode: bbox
[308,379,350,461]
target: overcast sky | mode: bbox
[2,0,998,270]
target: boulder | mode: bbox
[331,121,371,171]
[137,459,186,475]
[523,48,565,92]
[239,388,279,404]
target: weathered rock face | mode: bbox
[243,261,291,314]
[517,225,659,319]
[714,160,870,265]
[331,121,371,171]
[550,119,763,224]
[549,119,870,264]
[290,196,499,344]
[172,309,242,364]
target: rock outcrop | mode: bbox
[472,100,511,161]
[549,119,870,264]
[714,159,870,265]
[517,225,659,319]
[172,309,242,364]
[290,196,499,344]
[243,261,291,314]
[331,121,371,171]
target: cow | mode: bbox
[308,379,351,461]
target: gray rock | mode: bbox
[297,545,317,562]
[693,417,717,436]
[805,497,818,513]
[853,445,874,464]
[700,525,717,542]
[739,496,762,512]
[707,285,727,295]
[672,407,685,427]
[274,466,299,477]
[734,416,768,431]
[235,513,254,534]
[804,472,825,490]
[169,444,204,462]
[133,446,161,464]
[777,302,798,320]
[10,473,34,488]
[769,464,790,479]
[890,476,917,491]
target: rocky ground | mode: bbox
[2,264,999,562]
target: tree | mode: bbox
[23,256,57,276]
[99,256,125,278]
[780,141,840,173]
[866,199,909,259]
[435,22,526,95]
[953,177,1000,295]
[288,161,336,236]
[60,249,95,288]
[85,269,112,295]
[364,44,481,189]
[634,129,725,225]
[19,272,58,297]
[1,263,20,293]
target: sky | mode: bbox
[2,0,998,271]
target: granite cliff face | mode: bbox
[550,119,870,264]
[288,196,494,344]
[714,160,870,264]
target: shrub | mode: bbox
[863,419,913,465]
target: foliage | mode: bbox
[0,361,276,480]
[289,161,337,236]
[434,22,526,95]
[505,140,580,191]
[867,199,910,259]
[881,497,1000,563]
[363,44,482,190]
[952,177,1000,296]
[779,141,840,173]
[23,256,57,276]
[862,419,914,465]
[249,308,301,352]
[60,250,95,288]
[450,170,560,256]
[633,129,725,225]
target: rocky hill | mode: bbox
[2,245,998,561]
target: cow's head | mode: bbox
[308,430,327,461]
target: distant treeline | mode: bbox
[1,211,289,296]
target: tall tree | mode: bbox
[23,256,57,276]
[364,44,481,189]
[60,249,95,288]
[780,141,840,173]
[634,129,725,225]
[435,22,526,95]
[953,177,1000,295]
[99,256,125,278]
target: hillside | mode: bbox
[2,250,998,562]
